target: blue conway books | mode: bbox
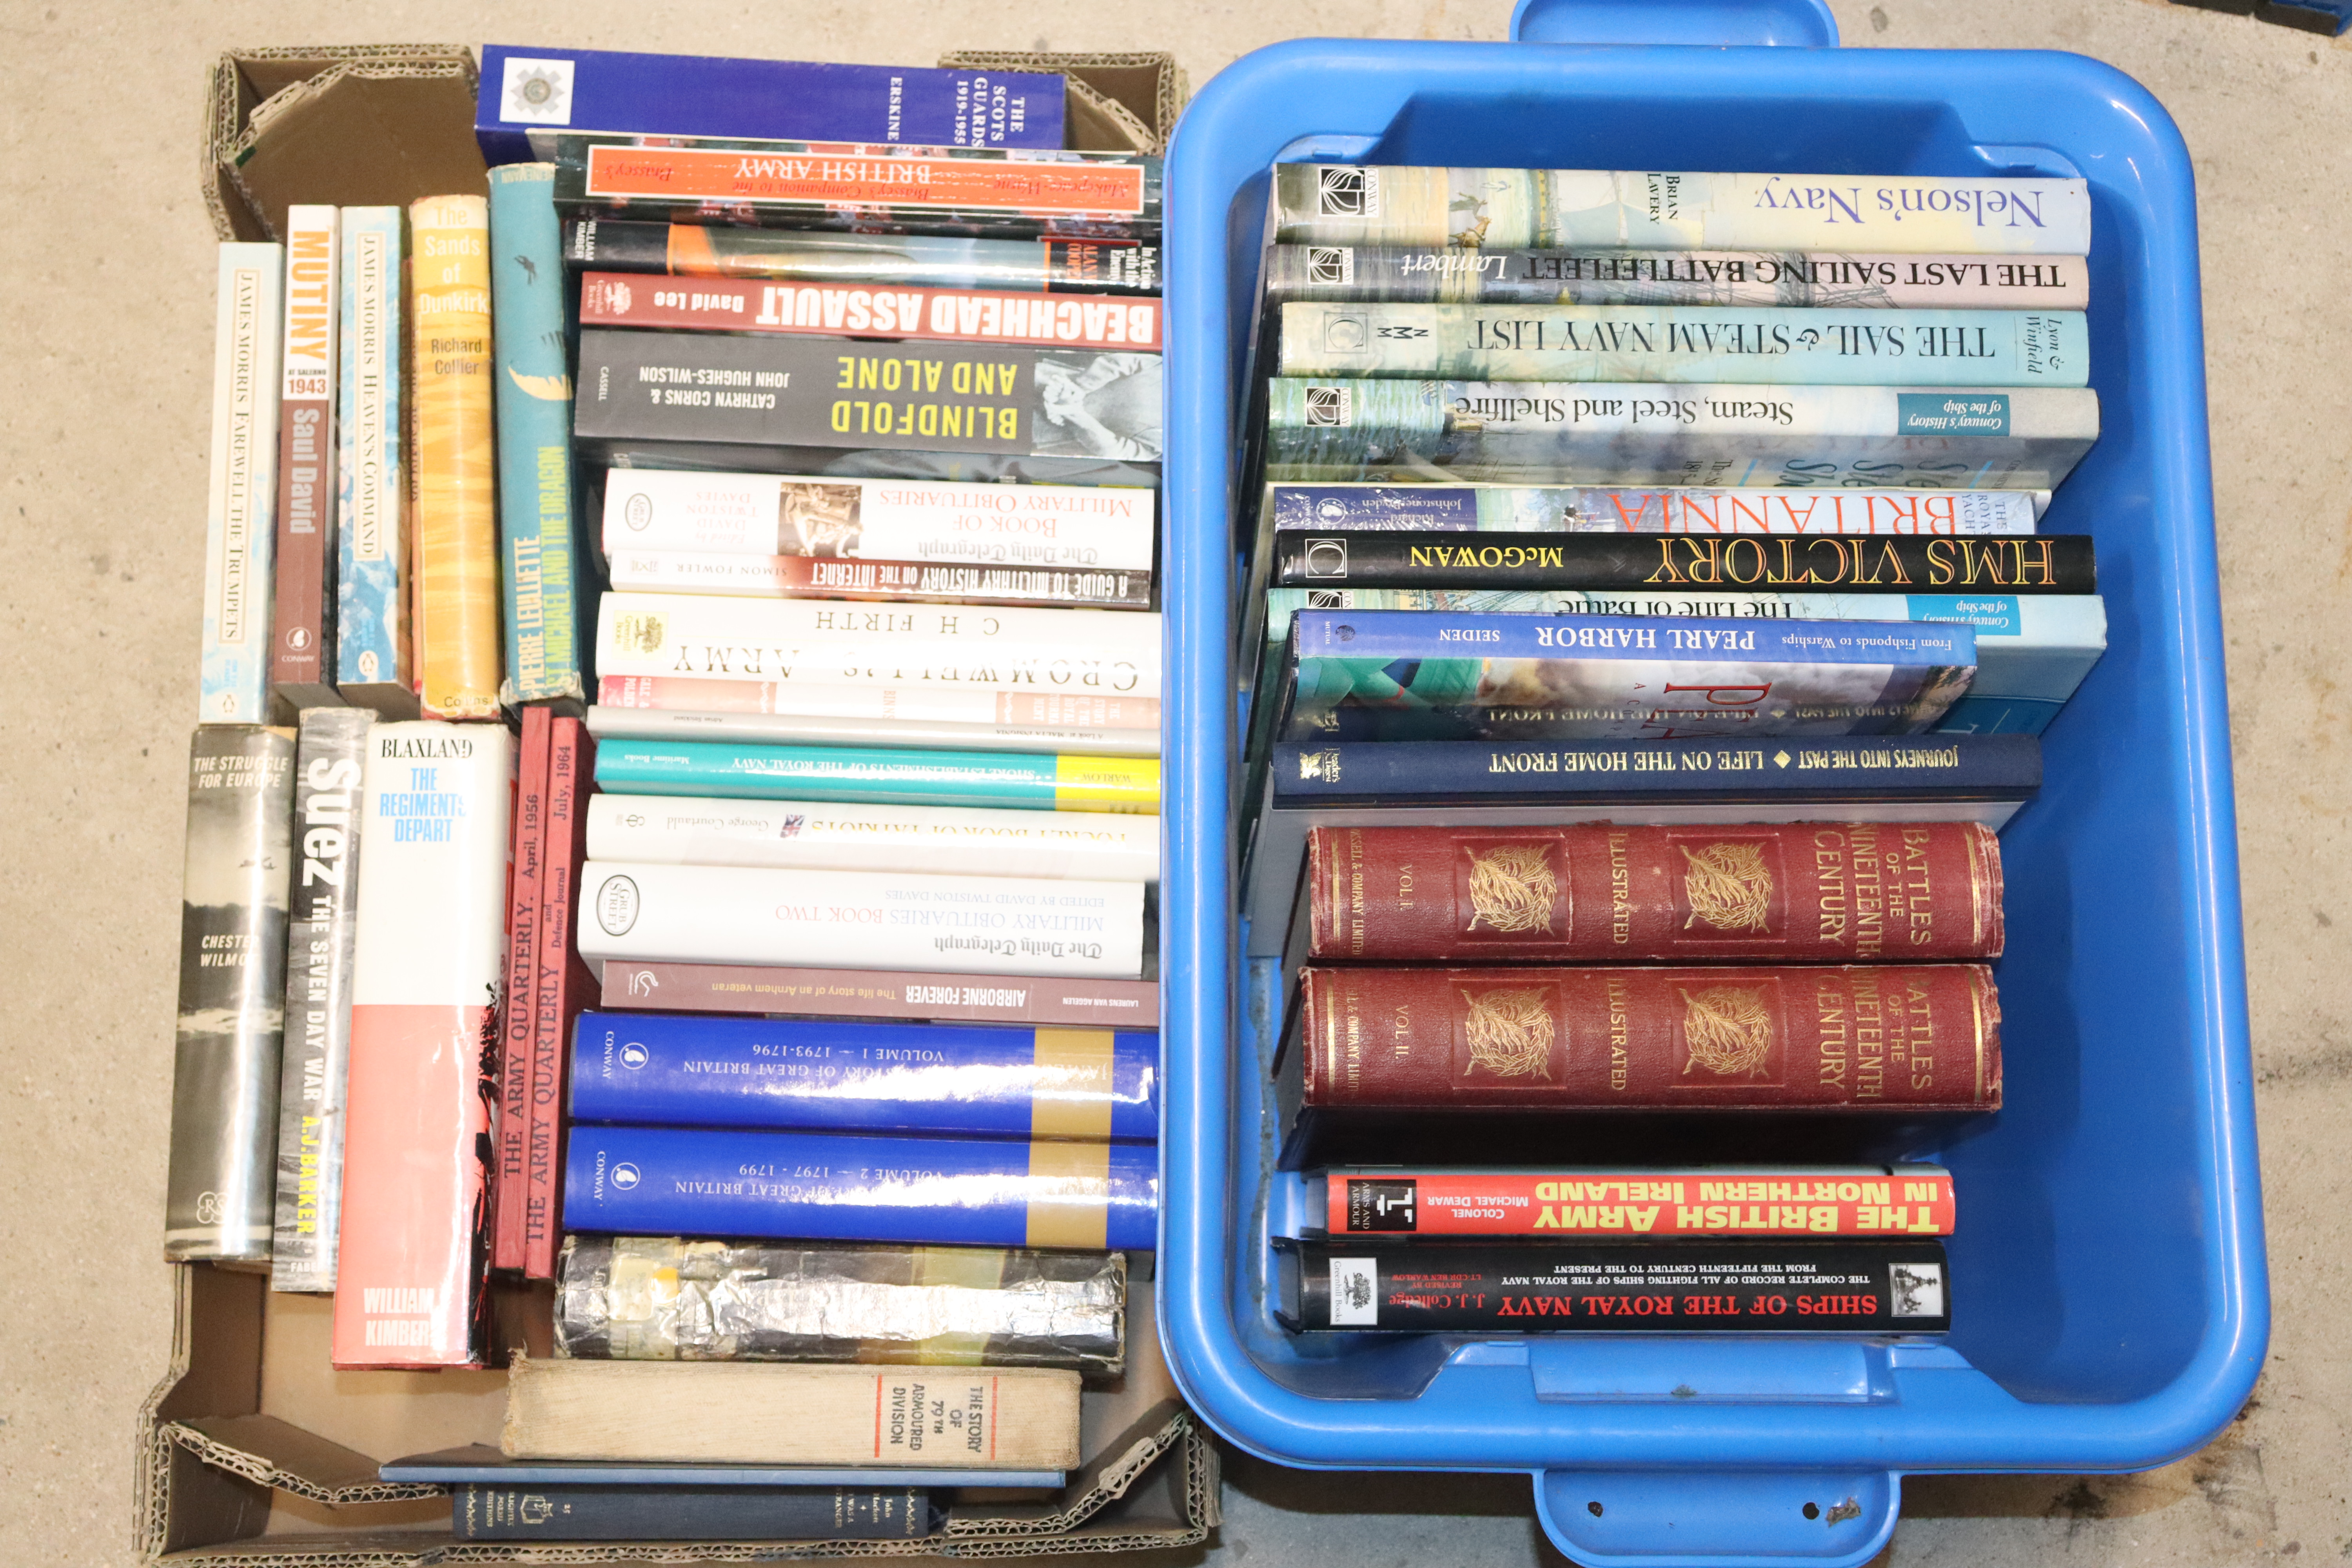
[477,47,1065,164]
[563,1125,1156,1249]
[569,1011,1158,1140]
[1277,609,1976,742]
[486,166,588,706]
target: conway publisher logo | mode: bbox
[611,1163,641,1190]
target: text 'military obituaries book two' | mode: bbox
[489,165,589,707]
[200,245,284,725]
[1270,166,2091,255]
[409,196,503,719]
[333,722,512,1368]
[165,726,296,1262]
[268,708,372,1292]
[336,207,416,717]
[270,207,342,711]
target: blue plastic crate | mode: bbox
[1156,4,2268,1564]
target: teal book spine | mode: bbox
[594,739,1160,814]
[1278,303,2087,387]
[334,208,414,715]
[489,166,587,707]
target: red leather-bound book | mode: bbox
[1289,964,2000,1114]
[1306,822,2002,964]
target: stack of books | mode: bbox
[1231,161,2102,1335]
[163,43,1167,1547]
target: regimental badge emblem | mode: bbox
[1680,842,1773,933]
[1465,843,1557,934]
[1678,985,1775,1077]
[500,57,577,126]
[1459,987,1555,1079]
[1297,748,1341,782]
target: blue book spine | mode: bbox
[1268,734,2043,806]
[570,1011,1159,1140]
[477,46,1065,164]
[456,1483,941,1542]
[334,208,409,708]
[487,167,587,707]
[563,1125,1157,1249]
[1280,609,1976,743]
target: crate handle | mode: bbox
[1510,0,1839,47]
[1534,1467,1900,1567]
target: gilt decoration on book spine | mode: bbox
[268,709,372,1291]
[166,726,296,1261]
[409,196,502,719]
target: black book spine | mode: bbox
[454,1483,943,1542]
[573,329,1163,465]
[1274,1238,1951,1333]
[1272,530,2094,594]
[165,725,298,1261]
[563,218,670,272]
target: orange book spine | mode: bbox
[408,196,502,719]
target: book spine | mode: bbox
[1269,735,2044,804]
[270,210,342,710]
[586,695,1162,759]
[493,708,552,1273]
[1270,165,2089,254]
[1323,1168,1956,1237]
[1281,609,1976,744]
[601,470,1158,568]
[572,328,1164,465]
[1266,484,2042,535]
[606,548,1154,609]
[408,196,503,719]
[570,1011,1159,1139]
[556,136,1161,240]
[1296,963,2000,1110]
[267,710,372,1290]
[577,861,1147,980]
[1274,1237,1952,1333]
[526,717,598,1280]
[600,962,1160,1027]
[1275,531,2089,593]
[1279,302,2087,387]
[335,209,416,715]
[1265,380,2099,492]
[595,674,1161,732]
[592,738,1161,814]
[477,45,1065,153]
[455,1482,941,1542]
[583,791,1160,882]
[562,1125,1158,1248]
[488,165,588,706]
[332,721,512,1367]
[567,219,1161,294]
[595,592,1162,696]
[201,245,286,724]
[165,726,297,1261]
[582,273,1164,350]
[555,1235,1125,1374]
[1308,821,2002,963]
[1267,245,2091,309]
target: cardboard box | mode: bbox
[139,1263,1216,1561]
[938,52,1187,154]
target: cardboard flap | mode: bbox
[202,47,484,241]
[168,1416,445,1505]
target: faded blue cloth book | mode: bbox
[1276,608,1976,743]
[570,1011,1158,1140]
[487,166,588,707]
[563,1125,1157,1249]
[477,46,1064,163]
[333,207,412,715]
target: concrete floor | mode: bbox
[2,0,2345,1563]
